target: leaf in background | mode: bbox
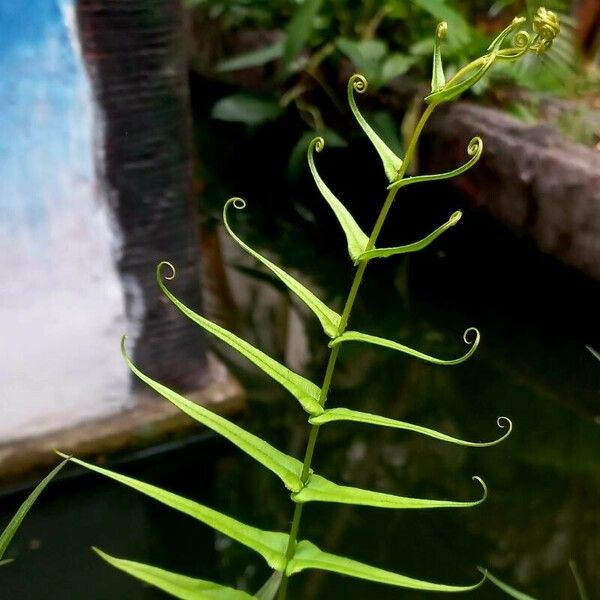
[347,74,403,183]
[281,0,323,73]
[288,540,486,592]
[381,53,415,85]
[357,211,461,263]
[94,548,253,600]
[288,128,346,180]
[212,94,282,126]
[156,262,323,415]
[413,0,472,46]
[330,328,480,366]
[255,571,283,600]
[336,38,387,86]
[478,568,537,600]
[307,137,369,261]
[310,409,512,447]
[292,473,487,509]
[61,455,289,570]
[121,337,304,492]
[216,42,283,73]
[223,198,341,338]
[431,22,447,92]
[0,458,68,563]
[387,136,483,191]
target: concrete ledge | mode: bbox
[423,102,600,280]
[0,354,244,486]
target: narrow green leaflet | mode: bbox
[255,571,283,600]
[431,22,447,92]
[307,137,368,261]
[387,137,483,191]
[0,458,68,563]
[292,473,487,509]
[330,328,480,366]
[586,345,600,362]
[223,198,340,337]
[156,262,322,416]
[356,211,462,263]
[216,42,283,73]
[121,338,304,492]
[569,560,589,600]
[288,540,486,592]
[347,74,403,183]
[310,408,513,448]
[94,549,253,600]
[60,455,289,570]
[478,568,536,600]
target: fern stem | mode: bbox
[277,102,437,600]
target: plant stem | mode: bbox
[277,102,437,600]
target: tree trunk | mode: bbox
[76,0,208,390]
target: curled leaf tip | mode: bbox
[436,21,447,40]
[497,416,512,434]
[450,211,462,225]
[472,476,488,502]
[157,260,176,282]
[228,196,246,210]
[468,136,483,156]
[309,136,325,154]
[349,73,367,94]
[120,335,128,358]
[463,327,480,347]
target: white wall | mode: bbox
[0,0,133,442]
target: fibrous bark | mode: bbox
[76,0,208,389]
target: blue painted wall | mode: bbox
[0,0,131,443]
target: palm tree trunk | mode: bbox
[76,0,208,390]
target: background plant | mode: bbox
[60,10,558,599]
[190,1,581,145]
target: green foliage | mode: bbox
[310,409,513,447]
[287,540,486,592]
[0,459,68,565]
[155,261,323,415]
[480,568,538,600]
[212,94,283,126]
[281,0,322,73]
[61,11,557,598]
[330,327,480,366]
[223,198,341,337]
[94,548,255,600]
[306,136,368,260]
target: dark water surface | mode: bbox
[1,110,599,598]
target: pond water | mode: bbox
[1,104,598,598]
